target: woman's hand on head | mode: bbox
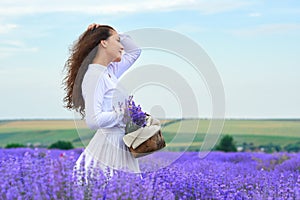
[87,23,101,31]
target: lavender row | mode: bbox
[1,148,299,199]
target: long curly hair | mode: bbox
[62,25,115,119]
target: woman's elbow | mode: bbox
[85,113,116,130]
[85,117,99,130]
[85,114,103,130]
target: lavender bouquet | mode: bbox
[123,96,148,134]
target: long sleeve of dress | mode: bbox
[108,34,141,78]
[83,72,124,130]
[83,33,141,130]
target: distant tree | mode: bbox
[284,142,300,153]
[215,135,237,152]
[259,143,282,153]
[48,140,74,150]
[242,142,256,152]
[5,143,26,148]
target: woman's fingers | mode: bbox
[87,23,101,31]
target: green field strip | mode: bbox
[0,129,78,147]
[163,119,300,137]
[230,133,300,146]
[1,119,300,150]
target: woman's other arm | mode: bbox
[84,74,124,130]
[108,34,141,78]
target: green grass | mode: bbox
[0,129,77,147]
[162,119,300,137]
[155,119,300,151]
[0,119,300,151]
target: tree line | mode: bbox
[215,135,300,153]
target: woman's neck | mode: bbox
[92,54,111,67]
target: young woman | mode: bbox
[62,23,141,181]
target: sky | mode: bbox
[0,0,299,120]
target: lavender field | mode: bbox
[1,148,300,199]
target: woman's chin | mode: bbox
[113,57,122,62]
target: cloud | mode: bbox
[192,0,254,14]
[0,40,38,59]
[171,24,208,34]
[0,23,18,34]
[229,23,300,36]
[0,0,256,16]
[248,12,262,17]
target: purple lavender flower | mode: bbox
[124,95,148,134]
[1,148,300,199]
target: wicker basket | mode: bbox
[128,129,165,158]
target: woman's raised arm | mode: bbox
[108,34,141,79]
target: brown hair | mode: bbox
[62,25,115,119]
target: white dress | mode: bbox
[73,34,141,182]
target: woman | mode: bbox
[62,23,141,182]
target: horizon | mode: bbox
[1,117,300,121]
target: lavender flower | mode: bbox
[1,148,300,199]
[124,95,148,134]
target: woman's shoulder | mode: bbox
[83,65,107,84]
[88,64,107,73]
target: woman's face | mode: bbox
[105,30,124,62]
